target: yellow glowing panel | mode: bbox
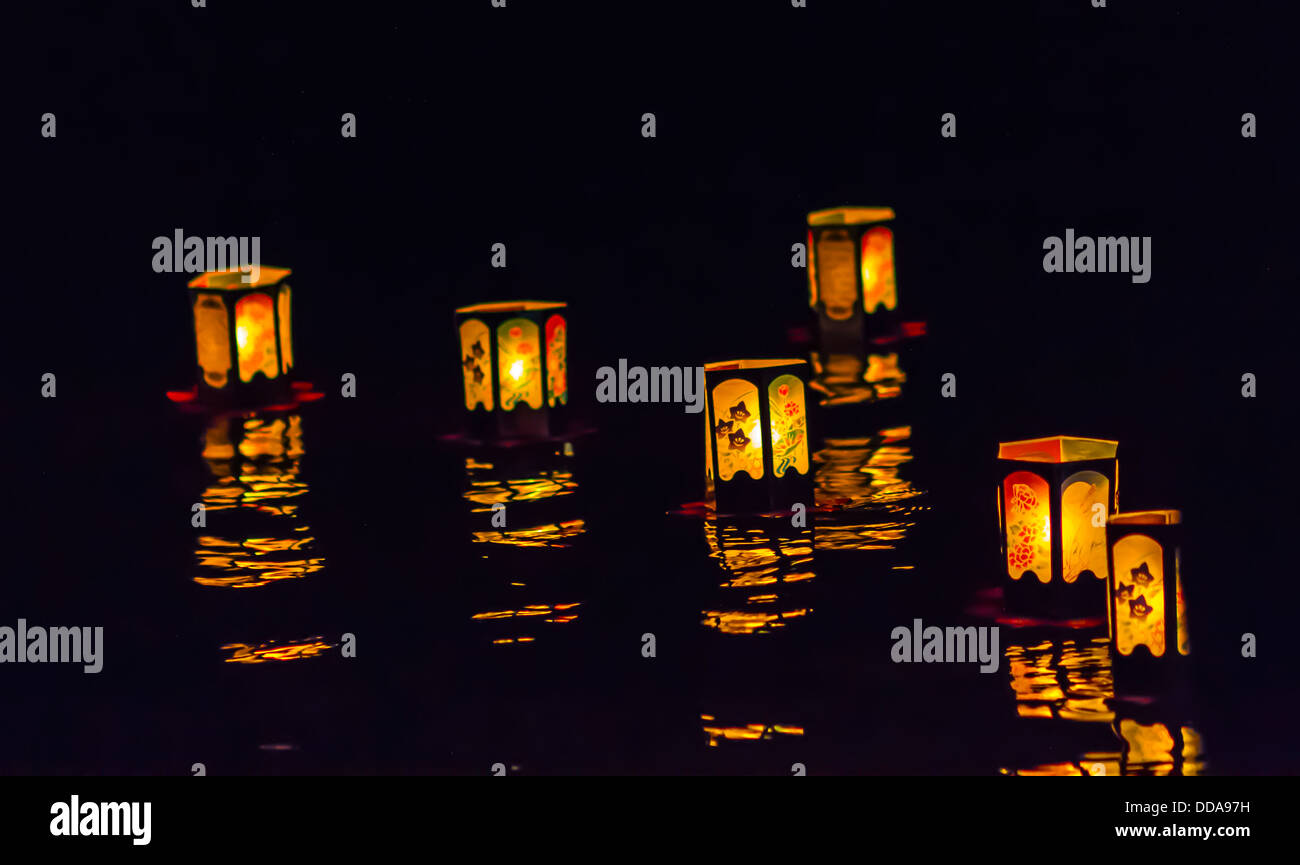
[808,207,895,226]
[1113,534,1165,657]
[496,318,542,410]
[768,375,809,478]
[860,226,897,314]
[1176,550,1189,655]
[459,318,493,410]
[235,292,279,383]
[712,378,763,481]
[193,293,231,388]
[1061,471,1109,582]
[815,229,857,321]
[545,314,567,407]
[1004,471,1051,582]
[277,285,293,374]
[998,436,1118,463]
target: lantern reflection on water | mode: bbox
[996,435,1119,619]
[188,267,295,406]
[807,206,899,353]
[704,359,812,515]
[455,301,569,441]
[702,518,814,635]
[194,410,324,588]
[464,444,586,645]
[1106,510,1190,694]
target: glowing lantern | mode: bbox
[455,301,569,440]
[1106,510,1190,692]
[807,206,898,352]
[996,436,1119,618]
[187,266,295,405]
[704,359,812,515]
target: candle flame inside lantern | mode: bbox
[509,359,524,381]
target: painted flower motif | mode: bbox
[715,419,734,438]
[1114,582,1134,601]
[778,384,789,397]
[1130,562,1154,586]
[728,429,751,450]
[1011,483,1038,513]
[509,327,522,339]
[783,401,800,417]
[1129,596,1152,618]
[1009,544,1035,570]
[729,401,751,421]
[516,342,533,354]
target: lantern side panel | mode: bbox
[459,319,493,410]
[496,318,543,411]
[711,378,764,481]
[235,292,280,383]
[806,229,818,308]
[1061,471,1110,582]
[815,229,857,321]
[860,226,897,314]
[545,313,568,407]
[193,293,232,389]
[768,374,809,479]
[278,285,294,374]
[1003,471,1052,582]
[1113,533,1166,657]
[1175,548,1189,655]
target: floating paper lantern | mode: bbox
[187,267,295,405]
[1106,510,1190,692]
[996,436,1119,617]
[455,301,569,440]
[704,359,812,514]
[807,206,898,352]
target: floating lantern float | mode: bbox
[455,301,569,441]
[1106,509,1190,693]
[996,435,1118,619]
[807,206,899,352]
[704,359,813,515]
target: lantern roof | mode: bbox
[807,206,895,226]
[456,301,566,314]
[188,266,291,290]
[997,435,1118,462]
[1110,509,1181,525]
[705,359,807,372]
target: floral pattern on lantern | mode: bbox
[711,378,763,482]
[1003,471,1051,581]
[1112,534,1166,657]
[767,375,808,478]
[497,318,542,410]
[460,318,493,410]
[546,314,567,407]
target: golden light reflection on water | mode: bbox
[813,427,929,552]
[700,714,806,747]
[221,638,334,664]
[701,519,814,635]
[194,412,325,588]
[467,448,587,644]
[463,454,586,549]
[1001,635,1206,775]
[809,351,907,407]
[1006,636,1114,723]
